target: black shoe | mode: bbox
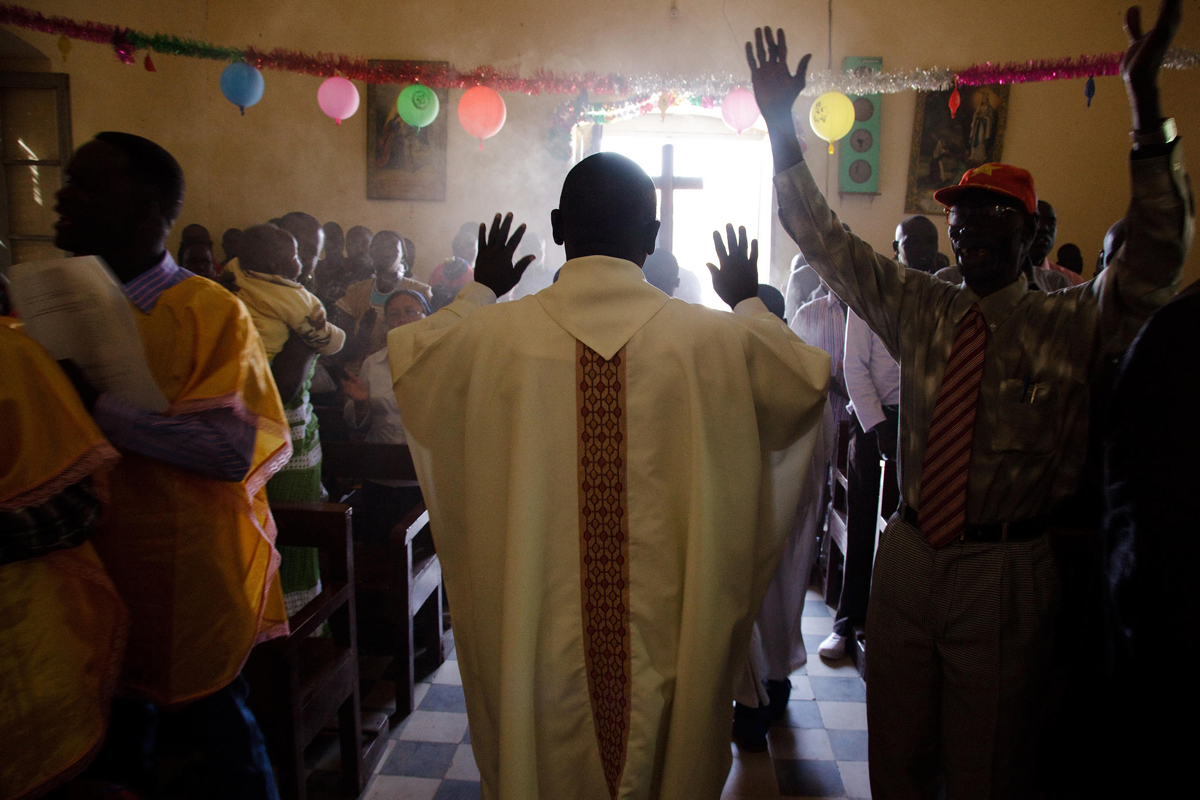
[765,679,792,721]
[732,702,770,753]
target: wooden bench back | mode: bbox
[321,441,419,482]
[269,501,355,643]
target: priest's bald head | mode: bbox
[551,152,661,267]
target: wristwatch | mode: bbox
[1130,117,1177,149]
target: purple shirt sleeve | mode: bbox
[94,394,258,482]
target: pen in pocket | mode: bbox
[1019,376,1040,404]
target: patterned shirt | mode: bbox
[789,292,851,424]
[92,253,257,481]
[775,143,1192,524]
[0,479,101,565]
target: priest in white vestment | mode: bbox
[390,154,829,800]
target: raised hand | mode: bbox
[474,212,535,298]
[707,224,760,310]
[746,28,811,127]
[340,371,369,404]
[1122,0,1182,131]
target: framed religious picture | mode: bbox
[366,61,449,201]
[904,84,1010,214]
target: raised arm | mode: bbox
[747,27,927,358]
[390,213,531,381]
[474,213,535,299]
[745,28,809,176]
[707,223,789,323]
[1100,0,1193,344]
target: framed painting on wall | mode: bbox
[366,61,449,201]
[904,84,1009,214]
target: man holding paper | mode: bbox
[47,132,290,799]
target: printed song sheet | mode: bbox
[9,256,169,412]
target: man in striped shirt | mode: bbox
[745,2,1191,796]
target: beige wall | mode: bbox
[9,0,1200,286]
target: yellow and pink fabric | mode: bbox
[0,319,124,800]
[93,276,292,707]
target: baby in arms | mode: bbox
[221,223,345,358]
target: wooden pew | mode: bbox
[820,419,852,606]
[245,502,388,800]
[320,441,448,723]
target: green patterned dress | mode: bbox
[267,363,324,616]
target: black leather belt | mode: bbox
[898,503,1048,543]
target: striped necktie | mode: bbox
[918,304,987,548]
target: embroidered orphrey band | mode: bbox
[576,341,632,799]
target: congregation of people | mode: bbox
[1,2,1197,800]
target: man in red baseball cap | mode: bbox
[745,1,1191,797]
[931,164,1075,294]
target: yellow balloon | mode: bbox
[809,91,855,154]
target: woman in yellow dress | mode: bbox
[0,319,126,800]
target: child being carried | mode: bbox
[222,223,345,358]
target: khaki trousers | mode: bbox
[865,517,1060,800]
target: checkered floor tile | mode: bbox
[725,589,869,800]
[341,588,867,799]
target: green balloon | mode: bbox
[397,84,440,128]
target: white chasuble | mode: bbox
[390,256,829,800]
[737,401,835,704]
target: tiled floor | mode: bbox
[725,588,869,800]
[346,587,868,800]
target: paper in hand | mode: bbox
[9,256,170,412]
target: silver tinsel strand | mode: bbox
[610,47,1199,100]
[620,67,957,99]
[1165,47,1200,70]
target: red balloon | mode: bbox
[458,86,506,149]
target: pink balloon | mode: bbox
[317,76,360,125]
[721,88,760,134]
[458,86,507,149]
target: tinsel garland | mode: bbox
[5,3,1200,158]
[4,3,1197,97]
[958,53,1121,85]
[957,49,1200,85]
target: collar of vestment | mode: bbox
[535,255,669,360]
[123,251,193,313]
[948,276,1026,330]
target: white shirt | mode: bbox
[789,293,852,425]
[344,347,417,488]
[389,259,829,799]
[843,308,900,433]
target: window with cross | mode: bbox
[598,112,775,309]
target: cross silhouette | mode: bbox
[652,144,703,253]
